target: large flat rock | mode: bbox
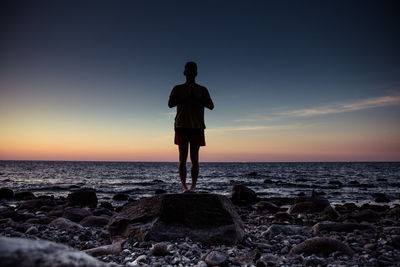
[108,194,244,245]
[0,236,111,267]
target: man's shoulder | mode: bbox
[196,84,208,91]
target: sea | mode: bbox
[0,161,399,206]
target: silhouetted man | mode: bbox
[168,62,214,193]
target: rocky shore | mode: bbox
[1,186,400,266]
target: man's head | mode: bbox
[184,61,197,80]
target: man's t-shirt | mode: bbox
[168,83,213,129]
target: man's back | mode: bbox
[169,83,213,129]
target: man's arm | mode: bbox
[202,88,214,110]
[168,87,178,108]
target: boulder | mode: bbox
[18,199,44,211]
[312,222,375,235]
[262,224,312,239]
[49,217,83,230]
[288,196,330,214]
[351,209,381,222]
[232,185,257,205]
[14,191,36,200]
[67,188,98,208]
[80,215,109,227]
[113,193,129,201]
[84,239,124,257]
[0,187,14,199]
[289,237,354,257]
[63,207,92,222]
[108,194,244,245]
[0,236,110,267]
[205,251,228,266]
[256,201,279,213]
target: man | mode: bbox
[168,62,214,193]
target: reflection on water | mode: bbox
[0,161,399,205]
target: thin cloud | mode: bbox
[283,95,400,117]
[208,124,297,133]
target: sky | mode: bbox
[1,0,399,162]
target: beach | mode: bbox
[0,161,400,266]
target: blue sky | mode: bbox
[1,0,399,161]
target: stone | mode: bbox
[80,215,109,227]
[289,237,354,257]
[0,187,14,199]
[257,201,279,213]
[351,209,381,222]
[67,188,98,208]
[364,243,375,250]
[84,239,124,256]
[151,242,169,256]
[113,193,129,201]
[155,189,167,195]
[273,211,293,222]
[0,236,110,266]
[100,202,114,210]
[289,196,330,214]
[49,217,83,230]
[247,171,258,176]
[232,185,258,205]
[320,205,340,219]
[14,191,36,200]
[18,199,44,211]
[312,222,375,235]
[262,224,312,238]
[63,207,92,222]
[108,194,244,245]
[205,251,228,266]
[25,225,39,235]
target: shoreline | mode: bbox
[1,186,400,266]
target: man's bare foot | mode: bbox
[188,188,196,193]
[182,187,189,193]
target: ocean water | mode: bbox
[0,161,399,205]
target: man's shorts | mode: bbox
[174,128,205,146]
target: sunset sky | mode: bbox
[1,1,399,162]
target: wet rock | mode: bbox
[108,194,244,245]
[302,256,326,267]
[49,217,83,230]
[289,237,354,257]
[257,254,280,266]
[205,251,228,266]
[263,179,273,184]
[256,201,279,213]
[67,188,98,208]
[328,180,343,186]
[232,185,258,205]
[25,225,39,235]
[0,236,109,266]
[0,187,14,199]
[349,180,360,186]
[363,243,375,250]
[113,193,129,201]
[247,171,258,176]
[63,207,92,222]
[92,207,114,217]
[273,211,293,222]
[100,202,114,210]
[0,208,27,222]
[374,194,391,203]
[80,215,109,227]
[351,209,381,222]
[14,191,36,200]
[84,239,124,256]
[151,242,169,256]
[18,199,44,211]
[312,222,375,235]
[262,224,312,238]
[320,205,340,219]
[155,189,167,195]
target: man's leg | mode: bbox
[189,144,200,192]
[179,144,189,192]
